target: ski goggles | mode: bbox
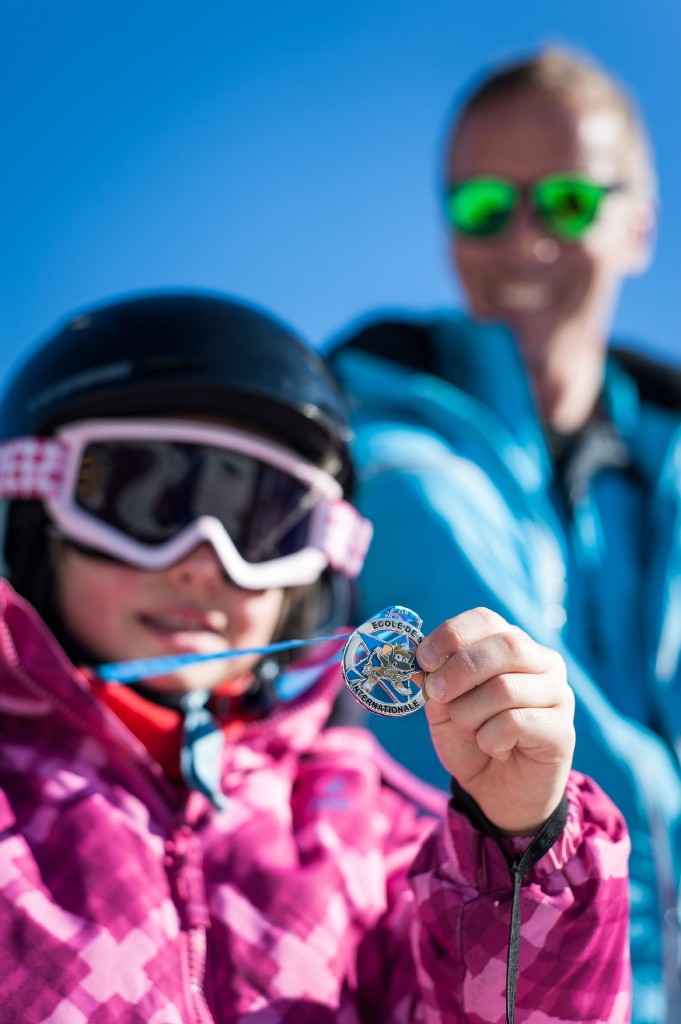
[0,419,373,590]
[444,173,625,241]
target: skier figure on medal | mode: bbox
[343,611,425,708]
[359,642,415,698]
[0,289,629,1022]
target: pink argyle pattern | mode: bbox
[0,580,630,1022]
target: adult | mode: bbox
[329,47,681,1024]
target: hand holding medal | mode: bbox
[342,604,575,835]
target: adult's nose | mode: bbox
[504,201,560,265]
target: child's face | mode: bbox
[51,539,286,696]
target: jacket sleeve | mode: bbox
[406,770,631,1024]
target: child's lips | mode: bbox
[138,609,229,647]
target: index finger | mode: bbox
[418,610,551,704]
[417,607,517,673]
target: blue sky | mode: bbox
[4,0,681,384]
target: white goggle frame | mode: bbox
[0,418,373,591]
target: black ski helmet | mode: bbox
[0,290,361,645]
[0,289,354,493]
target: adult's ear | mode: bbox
[622,194,656,276]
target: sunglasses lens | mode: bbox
[533,176,609,240]
[445,179,517,237]
[75,439,317,564]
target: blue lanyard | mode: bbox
[94,634,350,809]
[94,633,351,684]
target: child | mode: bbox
[0,290,629,1023]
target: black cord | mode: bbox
[450,779,569,1024]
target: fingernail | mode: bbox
[419,645,441,671]
[426,673,448,701]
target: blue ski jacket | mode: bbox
[329,313,681,1024]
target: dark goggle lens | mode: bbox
[444,179,517,237]
[75,439,317,563]
[533,175,611,240]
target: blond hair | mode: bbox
[446,46,656,198]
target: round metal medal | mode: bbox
[341,607,427,717]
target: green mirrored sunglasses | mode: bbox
[444,173,625,242]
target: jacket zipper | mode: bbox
[185,926,214,1024]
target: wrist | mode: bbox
[450,777,568,840]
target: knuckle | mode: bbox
[509,708,524,733]
[551,649,568,678]
[442,618,467,651]
[472,606,507,631]
[449,607,507,643]
[507,705,539,743]
[545,647,570,688]
[452,645,479,677]
[494,672,521,704]
[484,707,523,748]
[498,629,526,662]
[564,682,576,714]
[507,706,527,734]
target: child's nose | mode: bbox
[166,543,225,585]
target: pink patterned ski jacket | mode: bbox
[0,581,630,1023]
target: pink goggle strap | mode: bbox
[0,438,68,500]
[321,498,373,578]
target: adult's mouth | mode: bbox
[496,281,553,312]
